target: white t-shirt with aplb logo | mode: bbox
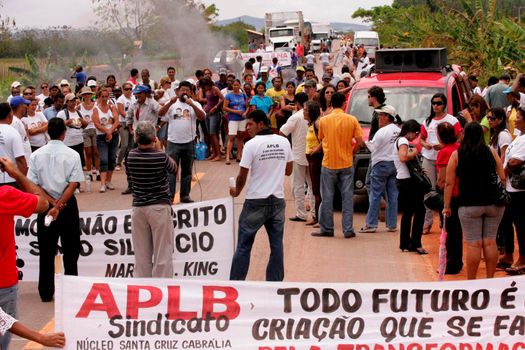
[163,99,204,144]
[240,134,293,199]
[0,124,25,183]
[80,103,96,130]
[56,109,84,147]
[22,113,48,148]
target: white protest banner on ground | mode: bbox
[14,197,234,281]
[241,51,292,67]
[56,275,525,350]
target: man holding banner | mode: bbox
[229,110,293,281]
[125,121,178,278]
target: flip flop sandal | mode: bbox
[506,265,525,275]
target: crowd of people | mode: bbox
[1,42,525,349]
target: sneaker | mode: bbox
[106,183,115,190]
[359,226,377,233]
[74,189,80,194]
[115,165,121,171]
[387,227,398,232]
[99,185,106,193]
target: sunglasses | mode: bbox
[325,91,334,94]
[23,92,32,95]
[487,116,497,121]
[431,101,444,106]
[41,86,48,89]
[123,88,132,91]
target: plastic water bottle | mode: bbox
[85,173,91,192]
[44,215,53,227]
[195,141,209,161]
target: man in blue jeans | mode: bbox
[159,81,205,203]
[311,93,363,238]
[229,110,293,281]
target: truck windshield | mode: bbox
[355,38,378,47]
[312,33,328,40]
[347,87,443,124]
[270,29,294,37]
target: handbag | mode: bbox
[424,190,444,211]
[406,156,432,194]
[510,165,525,190]
[492,172,511,206]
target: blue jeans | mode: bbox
[366,161,398,228]
[319,166,354,235]
[167,141,195,200]
[230,196,285,281]
[96,134,119,172]
[0,284,18,350]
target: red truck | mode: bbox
[346,48,472,194]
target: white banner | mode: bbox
[240,52,292,67]
[14,197,234,280]
[56,275,525,350]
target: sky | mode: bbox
[2,0,393,29]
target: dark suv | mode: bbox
[346,48,472,194]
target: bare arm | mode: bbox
[353,136,363,156]
[109,104,120,133]
[491,148,506,184]
[230,166,249,197]
[0,157,48,213]
[285,161,293,176]
[188,98,205,121]
[9,322,65,348]
[47,182,79,220]
[443,151,458,217]
[15,156,28,176]
[159,97,177,116]
[398,144,419,163]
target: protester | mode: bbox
[485,74,511,109]
[125,122,177,277]
[290,66,305,87]
[436,122,462,273]
[319,84,337,116]
[394,120,428,253]
[223,79,248,164]
[6,81,21,104]
[79,87,100,183]
[503,107,525,275]
[229,110,293,281]
[43,92,65,121]
[56,93,88,168]
[71,65,87,93]
[93,88,120,192]
[28,118,84,301]
[311,93,363,238]
[266,77,286,131]
[443,122,505,279]
[201,78,224,162]
[115,82,134,171]
[9,96,32,163]
[486,108,515,269]
[0,156,49,349]
[21,99,48,152]
[249,82,273,116]
[420,93,462,234]
[280,81,296,127]
[304,100,323,226]
[280,92,314,223]
[159,81,205,203]
[361,105,400,233]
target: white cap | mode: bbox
[259,66,269,73]
[11,81,21,88]
[374,105,397,117]
[87,80,97,87]
[341,73,352,79]
[60,79,70,86]
[186,78,196,85]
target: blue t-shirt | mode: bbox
[225,92,247,121]
[250,95,274,116]
[73,71,87,85]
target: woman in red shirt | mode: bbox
[436,122,463,274]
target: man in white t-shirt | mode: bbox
[279,92,314,223]
[9,97,32,163]
[0,103,28,185]
[229,110,293,281]
[159,81,205,203]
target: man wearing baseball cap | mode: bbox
[290,66,305,87]
[6,81,21,104]
[361,105,401,233]
[9,96,32,163]
[0,103,28,186]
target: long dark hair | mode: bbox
[488,107,507,149]
[397,119,421,139]
[425,93,447,126]
[304,100,321,126]
[459,122,489,158]
[319,84,336,112]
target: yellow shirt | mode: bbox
[318,108,363,169]
[508,107,517,140]
[305,124,321,154]
[266,88,286,129]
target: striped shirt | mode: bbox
[125,147,177,207]
[318,108,363,170]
